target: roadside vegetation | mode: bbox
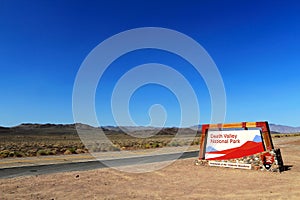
[0,124,299,159]
[0,125,200,158]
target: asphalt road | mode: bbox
[0,151,199,179]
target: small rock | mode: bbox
[64,149,72,155]
[75,149,84,154]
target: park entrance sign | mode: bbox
[196,122,284,172]
[205,129,264,160]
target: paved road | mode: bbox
[0,151,199,179]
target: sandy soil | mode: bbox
[1,136,299,200]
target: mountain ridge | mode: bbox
[190,123,300,133]
[0,122,299,134]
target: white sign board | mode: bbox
[205,130,264,160]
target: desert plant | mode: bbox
[8,151,15,157]
[14,151,24,157]
[0,150,10,158]
[67,147,76,154]
[37,149,48,156]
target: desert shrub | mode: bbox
[99,145,108,152]
[28,149,38,156]
[108,145,120,151]
[123,140,135,148]
[192,139,200,145]
[53,149,59,154]
[64,149,72,155]
[67,147,76,154]
[8,151,15,157]
[60,148,67,153]
[75,149,85,154]
[47,149,57,155]
[168,141,179,147]
[152,142,160,148]
[37,149,48,156]
[14,151,24,157]
[90,144,100,152]
[144,143,151,149]
[0,150,10,158]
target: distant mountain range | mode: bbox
[189,123,300,134]
[269,124,300,134]
[0,123,196,136]
[0,123,299,134]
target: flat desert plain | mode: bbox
[1,136,299,200]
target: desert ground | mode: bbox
[0,136,299,200]
[0,124,200,158]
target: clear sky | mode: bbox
[1,0,299,127]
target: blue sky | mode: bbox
[0,0,299,127]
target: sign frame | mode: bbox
[197,121,284,172]
[199,121,274,159]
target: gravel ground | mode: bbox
[0,136,299,200]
